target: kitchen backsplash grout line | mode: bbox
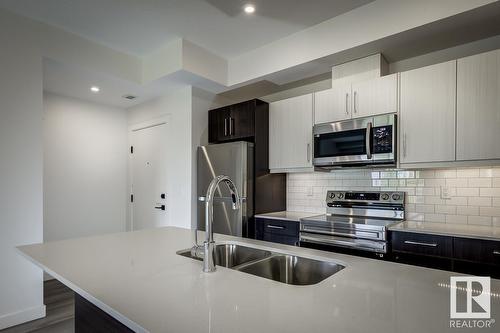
[286,166,500,227]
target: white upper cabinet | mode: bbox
[457,49,500,161]
[313,83,351,124]
[351,74,398,118]
[269,94,313,172]
[314,75,397,124]
[400,61,456,164]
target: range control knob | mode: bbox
[381,193,390,200]
[329,193,335,199]
[337,193,344,199]
[392,193,401,201]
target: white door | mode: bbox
[400,61,456,164]
[269,94,313,171]
[130,122,168,230]
[314,83,351,124]
[351,74,398,118]
[457,49,500,160]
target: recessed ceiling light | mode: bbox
[244,4,255,14]
[90,86,100,93]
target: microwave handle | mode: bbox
[366,122,372,159]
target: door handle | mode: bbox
[307,143,311,163]
[155,205,166,211]
[403,240,438,247]
[403,133,407,158]
[266,225,285,230]
[353,91,357,114]
[345,93,349,115]
[366,122,372,159]
[229,117,234,136]
[224,118,228,136]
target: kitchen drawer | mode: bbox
[391,231,453,258]
[453,237,500,265]
[255,218,299,237]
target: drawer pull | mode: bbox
[404,240,438,247]
[493,250,500,255]
[267,225,285,230]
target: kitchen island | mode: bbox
[18,227,500,333]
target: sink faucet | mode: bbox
[192,175,240,272]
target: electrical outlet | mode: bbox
[440,186,452,200]
[307,186,314,197]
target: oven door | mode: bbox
[313,117,372,166]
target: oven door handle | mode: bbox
[300,233,386,253]
[366,121,372,159]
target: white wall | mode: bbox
[43,93,128,242]
[0,20,44,329]
[127,86,196,229]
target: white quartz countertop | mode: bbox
[254,211,316,222]
[18,227,500,333]
[390,221,500,241]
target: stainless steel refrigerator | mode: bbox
[197,141,254,237]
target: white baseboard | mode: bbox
[0,305,46,330]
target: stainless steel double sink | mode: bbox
[177,243,345,285]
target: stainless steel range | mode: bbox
[299,190,405,255]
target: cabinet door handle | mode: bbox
[224,118,228,136]
[403,133,407,158]
[404,240,438,247]
[307,143,311,163]
[493,250,500,255]
[229,117,234,136]
[345,93,349,115]
[267,225,285,230]
[353,91,357,114]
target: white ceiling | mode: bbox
[0,0,374,58]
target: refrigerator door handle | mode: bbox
[198,196,246,202]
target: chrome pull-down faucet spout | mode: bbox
[192,175,240,272]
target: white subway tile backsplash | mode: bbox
[416,204,435,213]
[425,214,446,223]
[456,169,480,178]
[480,206,500,217]
[456,187,479,197]
[467,216,492,226]
[446,215,468,224]
[456,206,479,216]
[468,197,492,207]
[480,168,493,178]
[287,167,500,226]
[468,178,492,188]
[435,170,457,178]
[445,178,468,187]
[480,188,500,197]
[435,205,456,215]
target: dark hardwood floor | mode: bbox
[1,280,74,333]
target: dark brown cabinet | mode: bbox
[255,218,299,246]
[208,99,287,239]
[392,231,453,258]
[208,100,260,143]
[390,230,500,278]
[454,237,500,265]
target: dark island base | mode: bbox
[75,294,134,333]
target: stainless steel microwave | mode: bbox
[313,114,397,169]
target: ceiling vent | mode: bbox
[122,94,137,100]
